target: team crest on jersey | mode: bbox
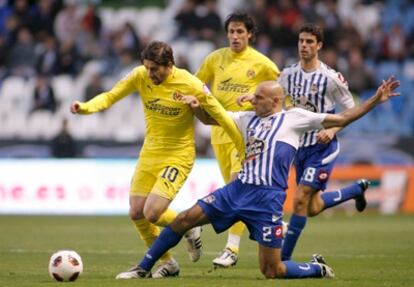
[247,128,256,137]
[260,120,272,132]
[310,83,318,94]
[202,194,216,204]
[246,137,265,161]
[317,170,329,182]
[172,92,182,101]
[274,226,283,238]
[293,96,319,113]
[246,69,256,79]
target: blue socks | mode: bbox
[321,182,362,209]
[139,226,183,271]
[281,214,307,261]
[284,260,322,278]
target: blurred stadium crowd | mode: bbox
[0,0,413,162]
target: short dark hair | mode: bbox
[140,41,175,66]
[224,12,257,39]
[299,23,324,43]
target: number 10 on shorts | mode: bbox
[161,166,179,183]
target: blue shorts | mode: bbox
[294,138,339,191]
[197,179,286,248]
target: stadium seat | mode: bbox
[0,109,25,139]
[402,7,414,34]
[68,114,102,140]
[103,95,145,141]
[97,7,116,30]
[381,3,402,31]
[51,75,75,105]
[170,40,191,60]
[135,8,163,39]
[151,21,177,42]
[217,0,246,22]
[116,8,140,31]
[337,135,414,165]
[402,60,414,80]
[187,41,215,73]
[26,110,58,140]
[0,76,32,113]
[10,112,28,139]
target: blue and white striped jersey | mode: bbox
[277,62,354,147]
[230,108,326,190]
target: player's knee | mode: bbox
[260,264,285,279]
[129,207,144,220]
[307,208,320,217]
[293,187,313,212]
[293,196,309,213]
[143,209,161,223]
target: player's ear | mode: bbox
[317,41,323,51]
[248,31,252,40]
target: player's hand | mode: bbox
[316,129,335,144]
[236,94,254,106]
[70,101,81,114]
[180,95,200,108]
[376,76,400,103]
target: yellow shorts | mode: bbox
[212,142,242,184]
[130,148,195,200]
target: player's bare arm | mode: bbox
[322,76,400,129]
[180,95,218,125]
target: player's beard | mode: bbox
[150,76,161,85]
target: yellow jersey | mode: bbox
[196,46,280,144]
[77,65,245,156]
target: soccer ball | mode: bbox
[48,250,83,282]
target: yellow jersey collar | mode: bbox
[230,46,251,59]
[165,66,177,82]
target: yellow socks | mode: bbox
[155,209,178,227]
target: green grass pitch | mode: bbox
[0,214,413,287]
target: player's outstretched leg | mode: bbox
[116,204,209,279]
[184,226,203,262]
[319,179,370,212]
[116,225,183,280]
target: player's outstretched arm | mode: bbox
[181,95,218,125]
[322,76,400,129]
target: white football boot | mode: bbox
[115,265,151,279]
[152,259,180,278]
[184,226,202,262]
